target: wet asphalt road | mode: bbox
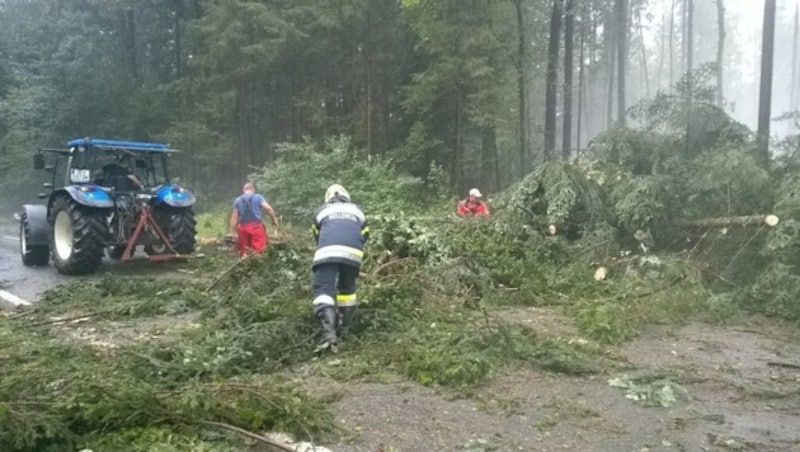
[0,216,65,307]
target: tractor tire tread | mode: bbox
[50,196,108,275]
[154,206,196,254]
[20,217,49,266]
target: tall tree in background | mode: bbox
[681,0,687,75]
[606,5,617,128]
[686,0,693,75]
[615,0,628,127]
[563,0,575,158]
[512,0,529,175]
[684,0,694,157]
[669,0,676,87]
[657,8,666,91]
[715,0,725,107]
[544,0,563,158]
[757,0,777,163]
[791,4,799,126]
[577,2,587,151]
[636,6,649,99]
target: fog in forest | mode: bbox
[617,0,797,141]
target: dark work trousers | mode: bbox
[312,262,359,314]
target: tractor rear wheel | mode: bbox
[147,206,196,255]
[20,214,49,266]
[49,196,108,275]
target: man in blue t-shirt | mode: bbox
[228,182,278,257]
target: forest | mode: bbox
[0,0,796,200]
[2,0,800,451]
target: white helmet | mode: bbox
[325,184,350,203]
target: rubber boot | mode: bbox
[315,306,339,353]
[337,306,357,340]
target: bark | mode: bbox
[544,0,563,159]
[606,14,616,128]
[715,0,725,107]
[577,3,586,151]
[684,0,694,158]
[120,8,138,82]
[757,0,777,164]
[513,0,529,175]
[681,0,687,75]
[173,0,183,79]
[616,0,628,127]
[563,0,575,158]
[481,125,499,192]
[658,11,666,91]
[687,0,694,75]
[791,5,799,125]
[454,81,464,193]
[365,2,374,156]
[637,7,649,99]
[669,0,675,86]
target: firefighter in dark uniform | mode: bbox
[311,184,369,352]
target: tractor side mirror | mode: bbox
[33,153,45,170]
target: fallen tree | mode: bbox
[680,214,780,228]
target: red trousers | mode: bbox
[237,222,268,256]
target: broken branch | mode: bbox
[195,421,296,451]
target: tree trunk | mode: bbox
[681,214,779,228]
[686,0,693,75]
[606,14,616,128]
[513,0,529,175]
[684,0,694,159]
[563,0,575,159]
[616,0,628,127]
[482,125,499,192]
[577,3,586,151]
[669,0,675,86]
[715,0,725,107]
[120,8,138,82]
[681,0,687,75]
[365,2,373,156]
[173,0,183,79]
[637,7,649,99]
[791,4,799,126]
[236,87,246,182]
[454,81,464,193]
[544,0,563,159]
[757,0,777,164]
[658,11,666,91]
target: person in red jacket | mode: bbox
[457,188,490,217]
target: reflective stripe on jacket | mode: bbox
[312,200,368,268]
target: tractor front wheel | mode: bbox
[20,214,49,266]
[49,196,108,275]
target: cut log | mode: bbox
[547,224,558,235]
[594,266,608,281]
[680,214,779,228]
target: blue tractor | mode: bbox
[18,137,197,275]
